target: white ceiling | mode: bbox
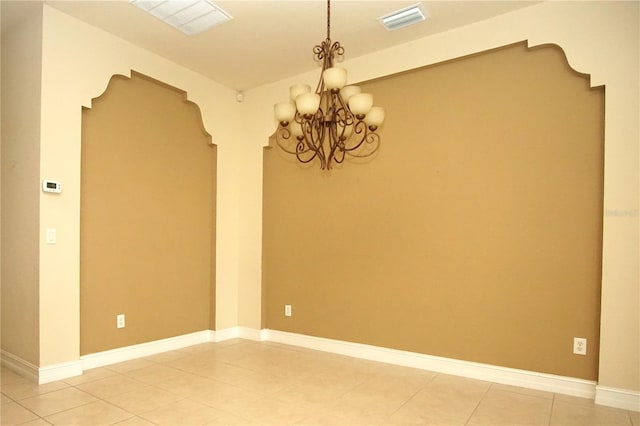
[1,0,541,91]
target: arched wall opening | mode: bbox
[80,71,217,355]
[263,42,605,380]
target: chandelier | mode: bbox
[273,0,385,170]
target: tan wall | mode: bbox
[263,43,604,380]
[0,6,43,365]
[80,72,216,355]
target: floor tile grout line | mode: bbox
[1,379,73,402]
[381,371,439,423]
[181,392,265,426]
[3,399,42,424]
[65,375,171,423]
[98,371,206,409]
[549,391,557,426]
[24,397,101,424]
[462,379,493,425]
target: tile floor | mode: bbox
[1,339,638,425]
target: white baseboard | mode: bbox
[38,360,84,384]
[262,329,597,399]
[81,330,210,370]
[1,350,83,384]
[1,350,39,382]
[79,327,259,370]
[237,326,264,341]
[9,328,638,412]
[210,326,240,341]
[596,385,640,412]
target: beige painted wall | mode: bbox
[1,7,43,365]
[80,73,216,355]
[263,42,604,380]
[247,2,638,391]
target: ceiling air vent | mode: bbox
[378,4,427,31]
[130,0,232,36]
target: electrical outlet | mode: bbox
[284,305,292,317]
[573,337,587,355]
[116,314,126,329]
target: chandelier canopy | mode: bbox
[273,0,385,170]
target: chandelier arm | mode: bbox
[325,95,345,164]
[310,111,326,152]
[297,116,329,168]
[325,126,339,167]
[295,147,318,164]
[294,136,319,165]
[335,89,349,111]
[331,41,344,59]
[314,117,328,168]
[334,103,354,131]
[295,135,317,161]
[332,140,347,165]
[340,120,369,151]
[299,135,326,169]
[274,126,305,155]
[344,132,381,158]
[333,91,354,131]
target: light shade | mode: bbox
[340,85,361,103]
[365,106,385,127]
[290,84,311,101]
[296,93,321,115]
[348,93,374,115]
[323,67,347,90]
[274,102,296,123]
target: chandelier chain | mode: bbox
[326,0,331,41]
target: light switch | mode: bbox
[46,228,57,244]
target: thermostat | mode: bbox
[42,180,62,193]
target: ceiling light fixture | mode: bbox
[273,0,385,170]
[378,4,427,31]
[130,0,232,36]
